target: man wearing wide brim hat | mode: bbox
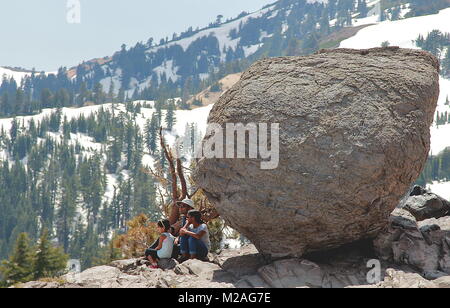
[172,198,195,262]
[172,198,195,234]
[176,198,195,210]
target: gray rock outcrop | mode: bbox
[374,188,450,276]
[194,47,440,258]
[402,191,450,221]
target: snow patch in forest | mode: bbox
[243,44,263,57]
[153,60,180,83]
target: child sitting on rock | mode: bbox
[145,219,175,269]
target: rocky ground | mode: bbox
[16,186,450,289]
[15,242,450,288]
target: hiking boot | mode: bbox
[177,256,189,263]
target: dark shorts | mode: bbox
[145,248,159,260]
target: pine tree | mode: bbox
[391,6,401,21]
[118,88,126,103]
[320,8,330,35]
[165,101,176,131]
[34,229,68,280]
[443,48,450,78]
[57,182,74,250]
[155,97,164,124]
[77,82,88,107]
[328,0,338,19]
[0,233,34,286]
[99,238,122,265]
[10,117,19,144]
[106,138,122,173]
[357,0,368,18]
[125,120,135,170]
[416,34,425,48]
[93,83,105,105]
[145,113,159,155]
[108,80,116,102]
[345,10,353,26]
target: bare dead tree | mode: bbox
[144,127,220,224]
[156,127,180,225]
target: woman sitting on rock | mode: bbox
[145,219,175,269]
[179,210,211,261]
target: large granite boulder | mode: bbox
[194,47,440,258]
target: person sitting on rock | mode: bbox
[173,198,195,260]
[145,219,175,269]
[179,210,211,261]
[173,198,195,235]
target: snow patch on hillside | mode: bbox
[146,5,275,57]
[0,67,55,84]
[153,60,180,83]
[244,44,263,57]
[430,77,450,155]
[0,67,31,84]
[340,8,450,49]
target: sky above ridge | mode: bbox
[0,0,275,71]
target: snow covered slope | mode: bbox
[0,67,34,84]
[340,7,450,50]
[0,66,54,84]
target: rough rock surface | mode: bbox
[374,188,450,276]
[402,192,450,221]
[194,47,440,257]
[351,269,438,288]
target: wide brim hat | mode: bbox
[177,198,195,209]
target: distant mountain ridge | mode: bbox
[2,0,450,114]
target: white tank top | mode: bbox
[157,232,174,259]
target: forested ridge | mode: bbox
[0,101,183,270]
